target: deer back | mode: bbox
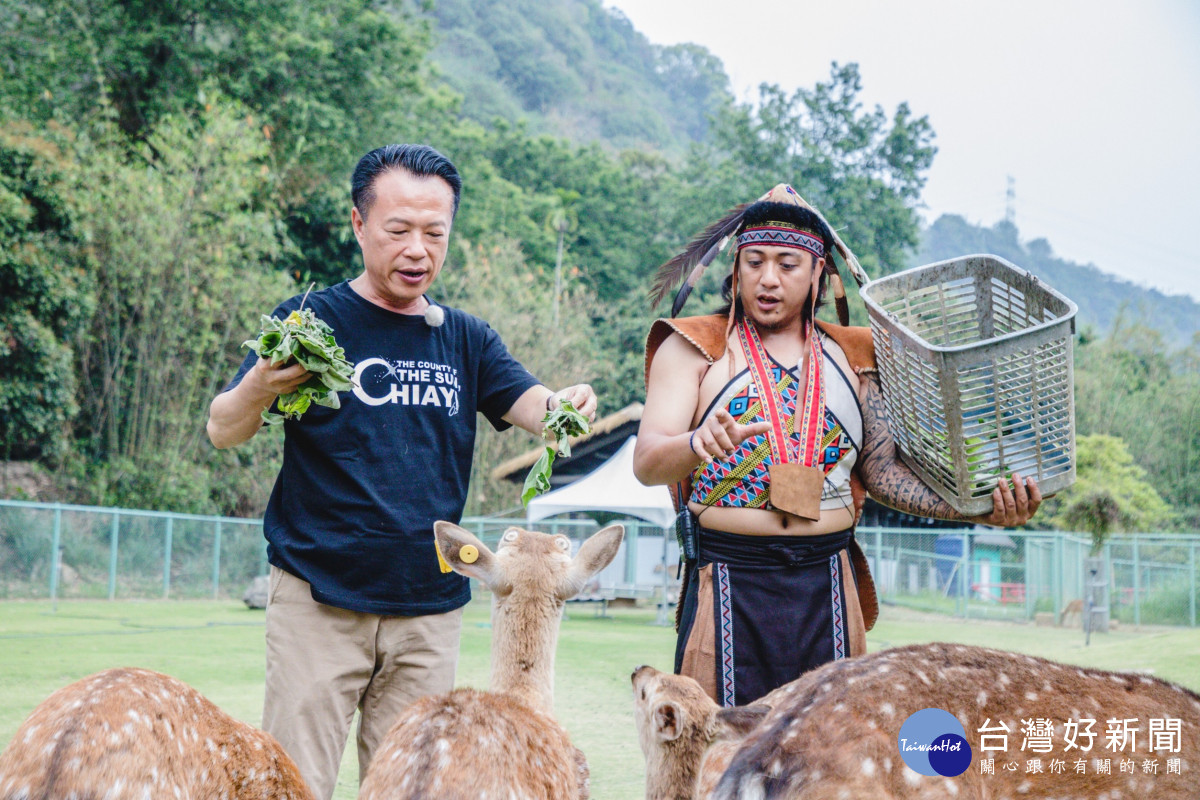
[0,668,312,800]
[714,642,1200,799]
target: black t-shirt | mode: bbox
[223,281,540,615]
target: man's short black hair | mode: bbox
[351,144,462,219]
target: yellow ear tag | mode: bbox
[434,538,453,574]
[459,545,479,564]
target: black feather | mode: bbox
[649,202,750,311]
[670,242,723,317]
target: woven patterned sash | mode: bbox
[737,319,825,468]
[737,318,826,518]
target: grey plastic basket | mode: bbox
[860,254,1078,516]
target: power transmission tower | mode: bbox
[1005,175,1015,224]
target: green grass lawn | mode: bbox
[1,599,1197,799]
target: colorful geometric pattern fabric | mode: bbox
[830,553,846,661]
[715,562,736,707]
[691,363,856,508]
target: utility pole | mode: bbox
[1005,175,1016,225]
[553,218,566,329]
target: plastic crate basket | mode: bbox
[860,254,1078,515]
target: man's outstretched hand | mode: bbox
[971,473,1043,527]
[689,408,772,464]
[548,384,598,423]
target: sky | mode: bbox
[606,0,1200,301]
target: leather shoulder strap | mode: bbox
[814,319,876,372]
[644,314,728,387]
[645,315,876,387]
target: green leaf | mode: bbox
[521,447,556,506]
[241,307,358,422]
[519,400,591,505]
[543,400,590,458]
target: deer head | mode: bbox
[433,521,623,712]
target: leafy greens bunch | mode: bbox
[242,308,356,425]
[521,400,591,506]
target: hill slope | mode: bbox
[918,215,1200,343]
[418,2,1198,344]
[417,0,730,152]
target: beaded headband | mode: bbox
[735,222,825,259]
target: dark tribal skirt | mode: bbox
[674,527,868,707]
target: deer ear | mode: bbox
[558,524,624,598]
[712,704,769,740]
[433,521,504,589]
[653,700,685,741]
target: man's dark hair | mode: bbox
[351,144,462,219]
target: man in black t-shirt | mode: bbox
[206,144,596,800]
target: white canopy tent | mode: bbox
[526,436,675,529]
[526,436,677,624]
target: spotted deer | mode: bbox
[636,643,1200,799]
[632,665,772,800]
[358,522,624,800]
[0,667,313,800]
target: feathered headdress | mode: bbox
[650,184,869,322]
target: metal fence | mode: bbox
[0,500,267,600]
[1,500,1197,628]
[857,527,1199,628]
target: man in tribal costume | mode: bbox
[634,184,1042,706]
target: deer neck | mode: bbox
[644,740,703,800]
[489,592,561,714]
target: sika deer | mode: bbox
[635,643,1200,799]
[632,665,769,800]
[0,667,313,800]
[358,522,624,800]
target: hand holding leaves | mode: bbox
[242,309,357,424]
[521,400,591,506]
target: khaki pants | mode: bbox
[263,566,463,800]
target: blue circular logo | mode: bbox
[897,708,972,777]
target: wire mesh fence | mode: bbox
[0,501,266,600]
[859,527,1200,628]
[1,500,1196,627]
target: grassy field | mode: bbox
[1,599,1198,799]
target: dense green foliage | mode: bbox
[1,0,429,195]
[0,0,1192,534]
[1040,434,1174,550]
[419,0,731,151]
[0,123,90,461]
[1071,323,1200,528]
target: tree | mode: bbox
[0,0,431,202]
[68,94,293,512]
[545,189,580,330]
[653,42,732,140]
[663,61,937,307]
[1072,322,1200,527]
[0,120,92,461]
[1042,435,1175,548]
[435,240,600,516]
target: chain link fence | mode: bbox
[0,501,267,600]
[2,500,1197,627]
[859,527,1200,627]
